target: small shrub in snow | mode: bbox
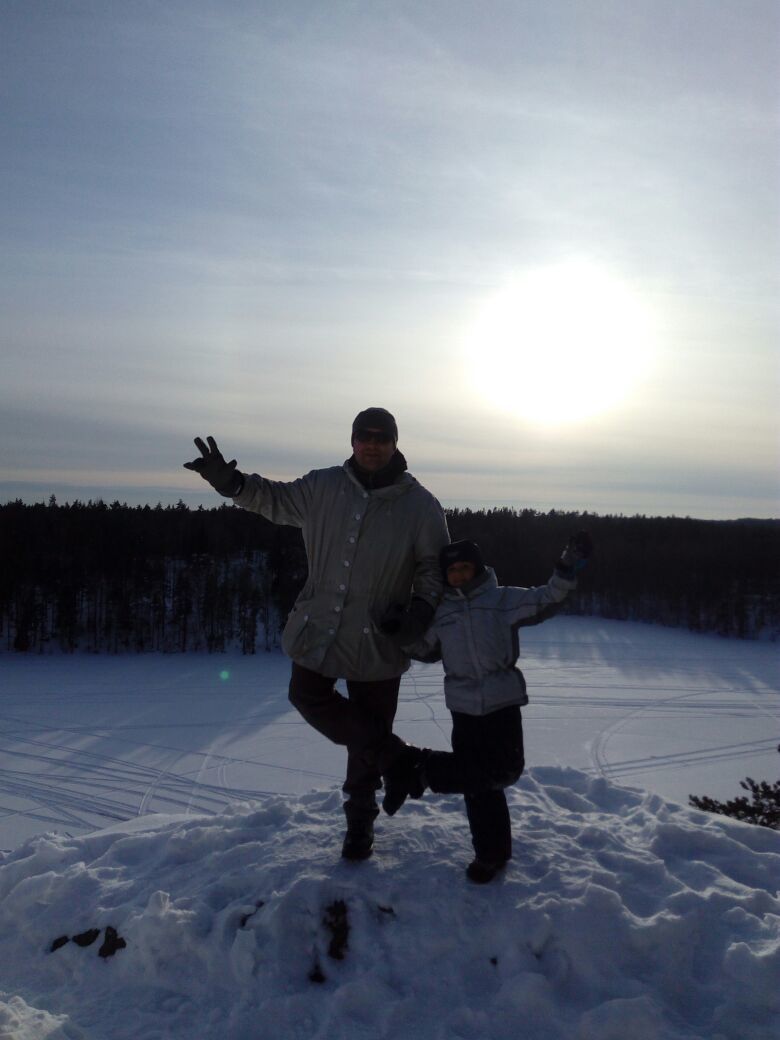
[690,745,780,829]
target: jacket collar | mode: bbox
[344,450,411,494]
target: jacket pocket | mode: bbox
[359,623,402,676]
[282,598,315,657]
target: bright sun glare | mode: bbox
[464,262,656,425]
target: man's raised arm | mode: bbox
[184,435,310,527]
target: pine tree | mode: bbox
[689,746,780,829]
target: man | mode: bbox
[184,407,449,860]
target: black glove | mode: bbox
[380,597,435,644]
[183,436,244,497]
[555,530,593,578]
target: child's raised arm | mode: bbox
[499,530,593,624]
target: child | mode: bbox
[381,532,592,883]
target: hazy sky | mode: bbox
[2,0,778,519]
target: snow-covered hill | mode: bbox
[1,769,778,1040]
[1,618,778,1038]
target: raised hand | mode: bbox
[556,530,593,576]
[183,436,243,497]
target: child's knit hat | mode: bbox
[439,540,485,579]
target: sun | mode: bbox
[463,262,656,425]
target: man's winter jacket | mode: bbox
[234,461,449,680]
[406,567,576,716]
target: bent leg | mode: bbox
[288,663,389,752]
[425,706,525,795]
[425,706,525,863]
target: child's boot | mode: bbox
[382,744,429,816]
[465,858,508,884]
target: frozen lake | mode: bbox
[1,617,778,851]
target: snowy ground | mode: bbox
[1,618,777,852]
[0,618,778,1039]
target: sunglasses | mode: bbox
[354,428,394,445]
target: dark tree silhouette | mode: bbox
[0,500,777,653]
[689,746,780,830]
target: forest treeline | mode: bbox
[1,498,778,654]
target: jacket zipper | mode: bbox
[459,591,485,705]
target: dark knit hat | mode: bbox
[351,407,398,442]
[439,540,485,579]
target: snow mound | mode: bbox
[1,768,778,1040]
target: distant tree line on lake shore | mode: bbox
[1,498,778,654]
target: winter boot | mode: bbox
[382,744,429,816]
[465,858,508,884]
[341,817,374,861]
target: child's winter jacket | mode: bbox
[406,567,576,716]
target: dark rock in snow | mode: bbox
[324,899,349,960]
[98,926,127,958]
[73,928,101,947]
[240,900,265,928]
[308,958,326,984]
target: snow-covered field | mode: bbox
[1,618,778,1039]
[1,618,776,852]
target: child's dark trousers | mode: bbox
[425,704,525,862]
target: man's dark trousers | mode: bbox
[289,663,402,823]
